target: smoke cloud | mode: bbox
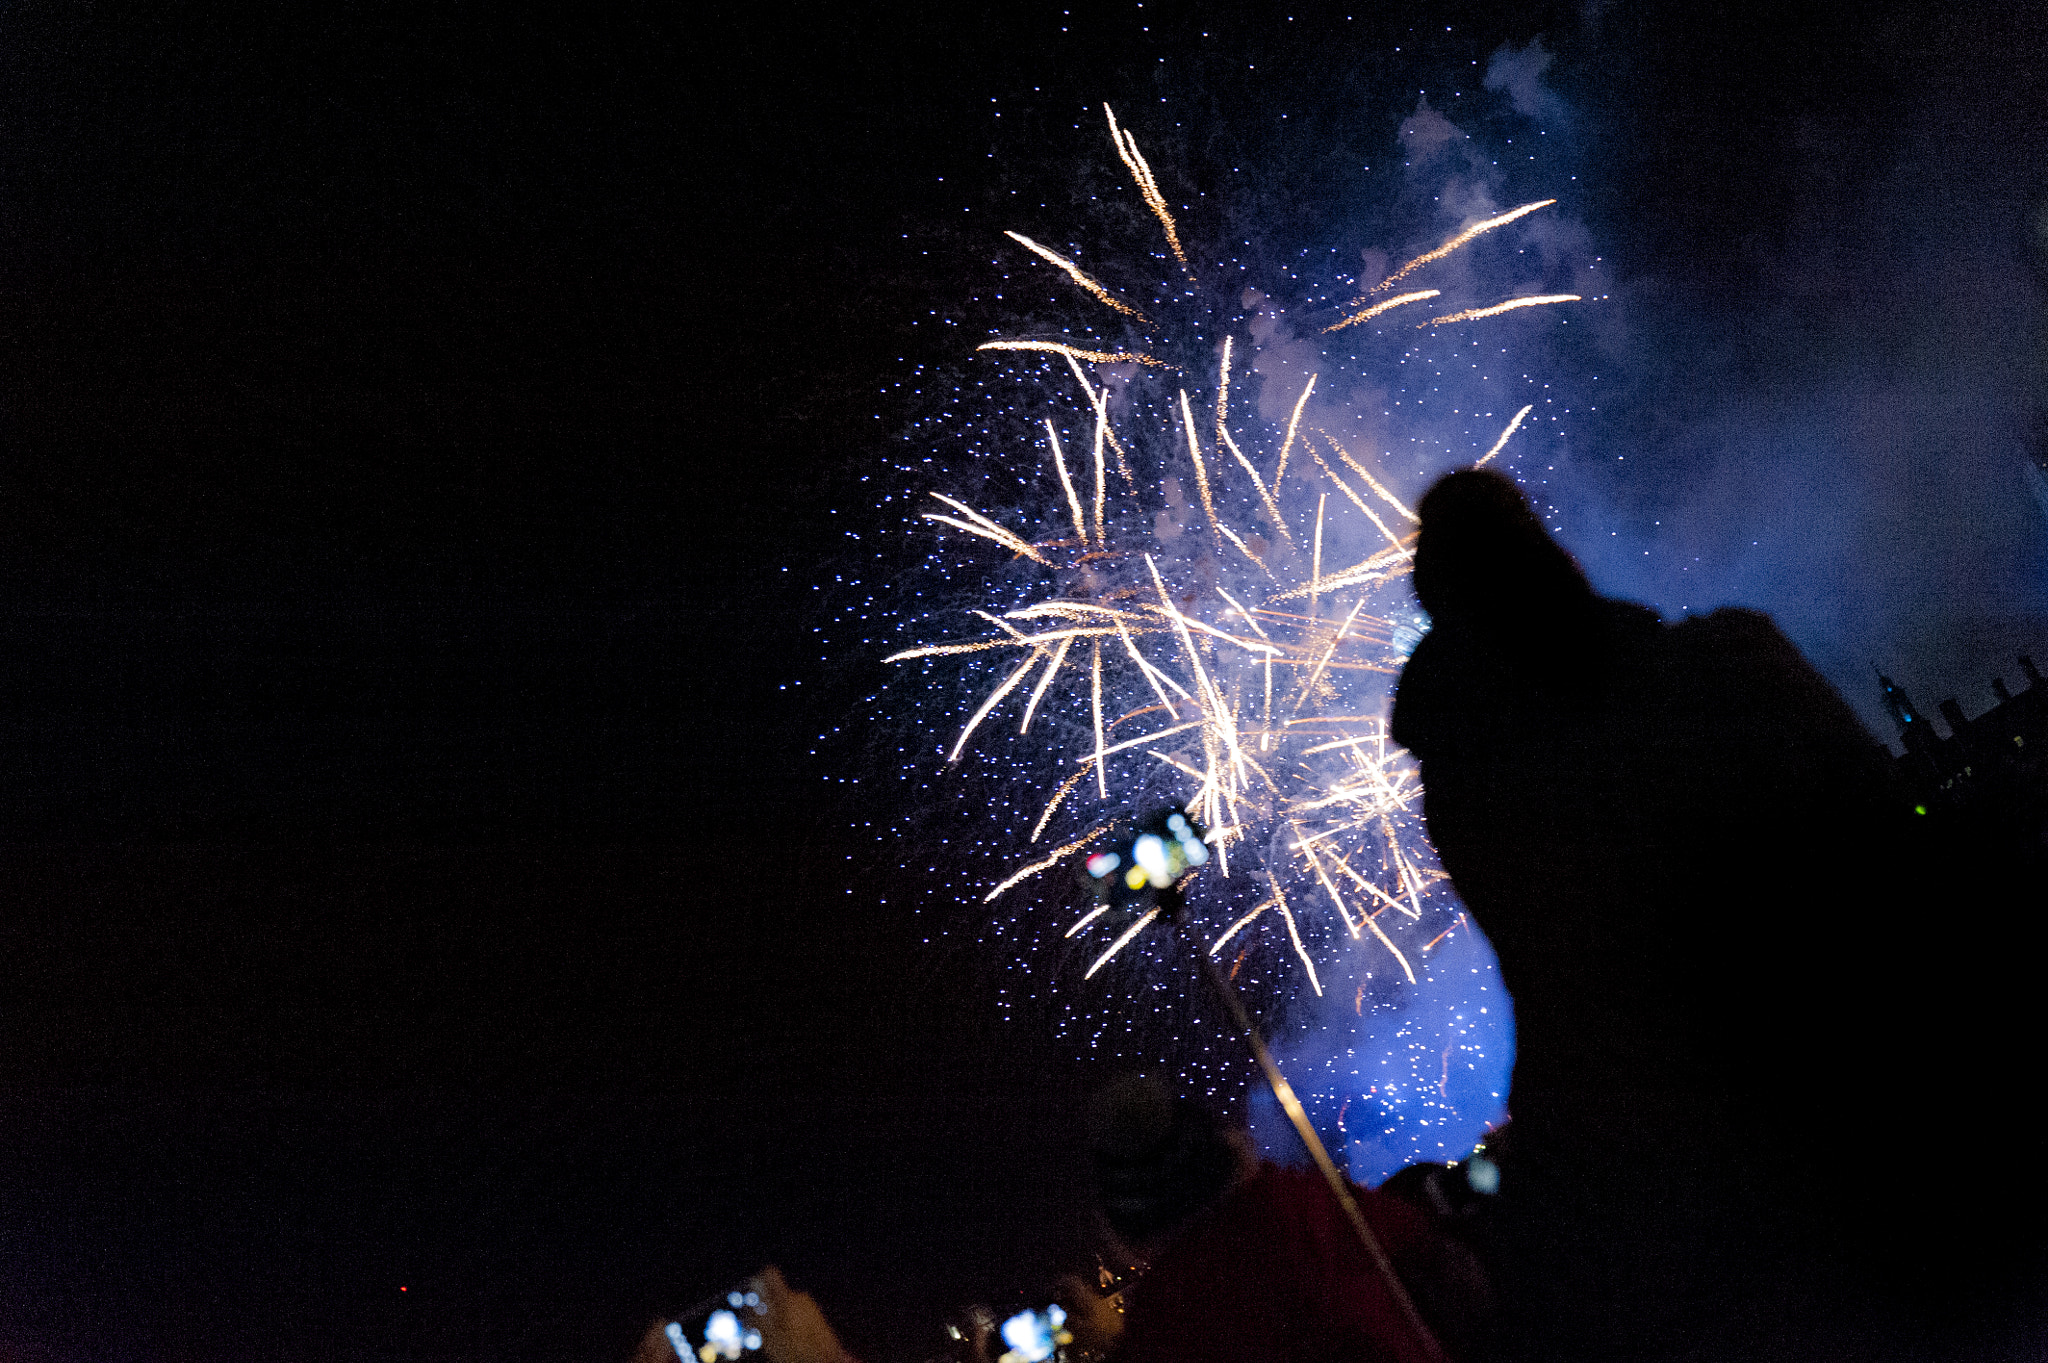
[1534,21,2048,740]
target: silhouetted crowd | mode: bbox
[643,471,2047,1363]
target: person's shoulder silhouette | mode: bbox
[1391,471,1905,1110]
[1387,470,2044,1359]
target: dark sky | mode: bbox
[1,2,2042,1360]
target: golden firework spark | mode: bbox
[1477,404,1535,467]
[1004,231,1152,324]
[1086,906,1163,978]
[948,647,1045,763]
[1272,373,1316,496]
[1216,338,1290,540]
[1369,199,1559,296]
[1020,634,1075,733]
[976,340,1169,367]
[1047,418,1090,548]
[920,492,1053,565]
[1179,389,1222,543]
[1105,104,1193,278]
[1425,294,1582,327]
[984,826,1114,903]
[1310,437,1411,559]
[1059,351,1138,495]
[1324,289,1442,334]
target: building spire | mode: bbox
[1877,667,1927,736]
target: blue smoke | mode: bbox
[1249,917,1513,1185]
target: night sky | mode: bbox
[2,3,2044,1360]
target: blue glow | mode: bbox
[1251,920,1514,1185]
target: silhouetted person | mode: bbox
[1076,1075,1489,1363]
[1390,470,2045,1359]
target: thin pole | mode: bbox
[1187,919,1450,1363]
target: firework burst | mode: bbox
[859,96,1591,1173]
[889,105,1571,1001]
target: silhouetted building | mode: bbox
[1879,654,2047,850]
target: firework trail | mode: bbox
[1424,294,1582,327]
[976,340,1169,368]
[1324,289,1441,334]
[1002,231,1153,324]
[1367,198,1558,297]
[1104,103,1193,279]
[881,100,1576,1172]
[1478,405,1535,467]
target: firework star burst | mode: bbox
[865,99,1583,1175]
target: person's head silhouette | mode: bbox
[1410,469,1593,633]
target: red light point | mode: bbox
[400,1286,408,1292]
